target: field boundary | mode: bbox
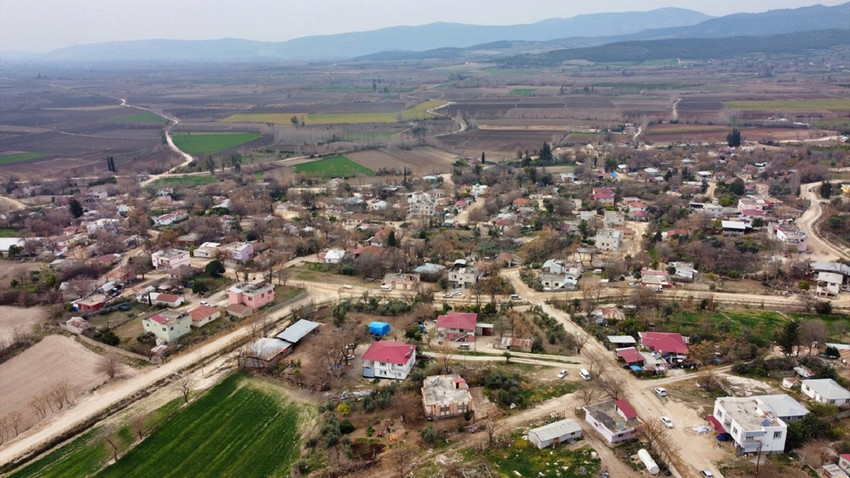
[74,334,151,363]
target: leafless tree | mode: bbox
[7,411,23,437]
[29,394,48,420]
[799,319,828,355]
[0,416,8,444]
[129,414,147,441]
[637,416,667,444]
[484,412,505,445]
[97,353,123,380]
[588,354,608,379]
[799,438,835,469]
[175,373,193,404]
[385,443,417,478]
[100,425,121,462]
[576,381,602,406]
[597,375,625,400]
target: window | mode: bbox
[773,431,782,439]
[162,327,166,331]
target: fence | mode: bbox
[75,334,151,362]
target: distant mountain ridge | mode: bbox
[30,8,710,62]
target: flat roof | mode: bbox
[421,375,472,406]
[276,319,321,343]
[529,419,582,442]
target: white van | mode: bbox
[458,343,470,350]
[579,369,592,381]
[380,284,392,291]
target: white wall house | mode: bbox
[528,419,583,449]
[801,379,850,405]
[594,229,623,251]
[151,249,191,270]
[361,341,416,380]
[142,311,192,343]
[713,397,788,454]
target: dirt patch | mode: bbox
[0,305,47,344]
[346,147,458,175]
[0,335,116,434]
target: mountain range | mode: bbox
[8,3,849,63]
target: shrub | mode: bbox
[420,424,437,444]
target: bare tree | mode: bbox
[175,373,193,404]
[129,414,147,441]
[637,416,667,444]
[97,353,123,380]
[588,354,608,379]
[7,411,22,437]
[799,438,835,469]
[576,381,602,406]
[385,443,417,478]
[29,394,48,420]
[597,375,625,400]
[100,425,121,462]
[799,320,828,355]
[484,412,505,445]
[0,416,8,444]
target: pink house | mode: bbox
[437,312,478,342]
[221,242,254,263]
[227,279,275,310]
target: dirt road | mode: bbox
[797,182,849,262]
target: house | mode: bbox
[72,294,108,312]
[193,242,220,258]
[239,337,292,368]
[105,266,136,284]
[361,341,416,380]
[816,272,843,297]
[221,242,254,263]
[528,419,583,449]
[770,224,808,252]
[607,335,638,350]
[540,273,578,291]
[321,249,346,264]
[448,262,480,289]
[722,220,749,234]
[812,262,850,285]
[603,211,625,227]
[617,347,646,366]
[498,336,535,352]
[713,396,789,454]
[801,379,850,405]
[188,305,221,328]
[592,306,625,324]
[421,375,473,419]
[437,312,478,342]
[669,262,697,282]
[638,331,688,362]
[381,272,420,291]
[61,317,91,334]
[408,191,436,217]
[755,394,810,423]
[153,210,188,226]
[151,249,191,270]
[227,279,275,310]
[583,399,640,443]
[150,293,185,308]
[226,303,254,319]
[142,311,192,343]
[594,229,623,251]
[640,269,671,289]
[840,454,850,474]
[592,187,615,205]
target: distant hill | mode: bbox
[497,29,850,66]
[35,8,710,63]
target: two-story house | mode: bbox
[227,279,275,310]
[713,396,790,454]
[421,375,473,419]
[361,341,416,380]
[448,261,480,289]
[594,229,623,251]
[436,311,478,342]
[151,249,191,271]
[221,242,254,263]
[142,310,192,343]
[381,272,420,291]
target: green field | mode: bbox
[0,152,48,164]
[171,132,261,155]
[223,100,443,125]
[507,88,536,97]
[109,112,167,124]
[723,98,850,111]
[146,176,220,190]
[45,105,121,111]
[465,439,600,478]
[292,155,374,178]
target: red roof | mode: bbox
[615,399,637,420]
[436,312,478,331]
[156,293,181,303]
[150,314,167,324]
[639,332,688,355]
[617,347,644,364]
[741,209,767,217]
[362,341,416,365]
[706,415,727,434]
[189,305,219,322]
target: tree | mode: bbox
[69,198,84,218]
[100,425,121,462]
[539,142,553,162]
[779,320,801,356]
[175,373,193,403]
[819,180,832,199]
[129,414,147,440]
[799,320,828,355]
[576,380,602,406]
[205,259,225,277]
[726,128,742,147]
[386,230,398,247]
[484,412,505,445]
[97,353,122,380]
[597,375,625,400]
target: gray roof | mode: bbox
[413,263,446,274]
[802,379,850,400]
[247,338,291,361]
[607,335,637,345]
[812,261,850,277]
[529,419,582,442]
[276,319,321,344]
[756,394,809,419]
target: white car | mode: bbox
[700,471,714,478]
[660,416,674,428]
[557,370,568,379]
[654,387,667,397]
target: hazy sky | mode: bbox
[1,0,846,52]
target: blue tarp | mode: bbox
[369,322,390,336]
[629,365,642,372]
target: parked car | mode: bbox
[557,369,568,379]
[700,471,714,478]
[654,387,668,397]
[660,416,673,428]
[510,294,521,300]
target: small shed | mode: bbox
[528,418,583,449]
[239,338,292,368]
[276,319,321,344]
[369,322,391,336]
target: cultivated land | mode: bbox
[170,132,261,155]
[292,155,375,178]
[0,305,46,344]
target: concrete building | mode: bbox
[816,272,843,297]
[713,396,789,454]
[221,242,254,263]
[143,310,192,343]
[594,229,623,251]
[227,279,275,310]
[770,224,808,252]
[528,419,583,449]
[321,249,346,264]
[436,312,478,342]
[801,379,850,405]
[381,272,421,291]
[361,341,416,380]
[421,375,473,419]
[407,191,436,217]
[448,263,480,289]
[151,249,191,270]
[583,399,639,443]
[193,242,220,258]
[640,269,671,289]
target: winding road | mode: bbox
[797,182,849,262]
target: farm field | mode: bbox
[0,152,48,165]
[97,372,302,478]
[171,132,261,155]
[346,147,459,175]
[223,100,444,125]
[145,176,220,189]
[0,305,46,343]
[109,112,167,124]
[292,155,374,178]
[723,98,850,111]
[507,88,537,97]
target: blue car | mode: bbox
[716,433,731,442]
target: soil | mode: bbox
[0,305,46,344]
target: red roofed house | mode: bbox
[616,347,645,366]
[189,305,221,328]
[615,399,637,420]
[592,187,615,205]
[512,197,530,208]
[72,294,108,313]
[639,331,688,363]
[142,310,192,343]
[437,312,478,343]
[839,454,850,474]
[362,341,416,380]
[583,399,640,443]
[151,293,185,308]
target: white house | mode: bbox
[322,249,346,264]
[448,263,480,289]
[713,396,788,454]
[528,419,583,449]
[151,249,191,270]
[142,311,192,343]
[194,242,220,258]
[407,191,435,217]
[801,379,850,405]
[770,224,808,252]
[594,229,623,251]
[816,272,843,297]
[583,399,639,444]
[361,341,416,380]
[603,211,625,227]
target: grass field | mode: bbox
[723,98,850,111]
[223,100,444,125]
[171,132,261,155]
[293,155,374,178]
[465,439,600,478]
[109,112,167,124]
[97,373,301,478]
[0,152,48,165]
[45,105,121,111]
[0,228,23,237]
[507,89,536,97]
[146,176,220,190]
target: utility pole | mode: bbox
[754,440,763,478]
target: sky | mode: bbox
[1,0,846,52]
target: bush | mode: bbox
[814,301,832,315]
[340,419,355,434]
[420,424,437,444]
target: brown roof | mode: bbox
[189,305,219,322]
[227,303,253,314]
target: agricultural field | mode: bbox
[723,98,850,112]
[292,155,374,178]
[507,88,537,97]
[145,176,220,190]
[346,147,459,175]
[109,112,167,124]
[171,132,261,155]
[464,439,600,478]
[0,152,48,165]
[223,100,444,125]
